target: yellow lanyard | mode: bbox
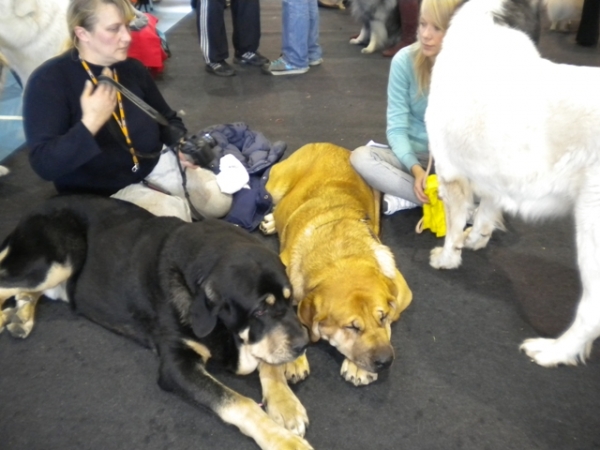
[80,59,140,172]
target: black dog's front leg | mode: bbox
[157,342,313,450]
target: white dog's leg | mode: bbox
[463,197,503,251]
[521,184,600,366]
[430,177,473,269]
[350,26,369,45]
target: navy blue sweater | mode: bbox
[24,49,186,195]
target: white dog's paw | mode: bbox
[340,359,378,386]
[0,166,9,177]
[361,46,376,54]
[520,337,592,367]
[260,213,277,235]
[463,227,491,251]
[349,38,362,45]
[429,246,462,270]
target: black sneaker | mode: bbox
[205,61,236,77]
[234,51,269,67]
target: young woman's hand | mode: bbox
[80,68,117,135]
[411,164,430,204]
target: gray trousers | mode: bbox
[350,145,429,205]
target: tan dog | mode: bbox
[261,143,412,386]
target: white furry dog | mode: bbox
[0,0,69,87]
[544,0,583,31]
[426,0,600,368]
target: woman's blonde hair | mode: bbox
[413,0,464,96]
[67,0,135,48]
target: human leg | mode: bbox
[307,0,323,64]
[197,0,236,75]
[576,0,600,47]
[231,0,268,64]
[382,0,419,57]
[350,145,422,205]
[281,0,310,68]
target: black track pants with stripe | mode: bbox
[195,0,261,64]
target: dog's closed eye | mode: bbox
[345,322,362,333]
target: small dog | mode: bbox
[544,0,583,31]
[261,143,412,387]
[426,0,600,367]
[349,0,401,54]
[0,195,313,450]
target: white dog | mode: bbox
[0,0,69,87]
[426,0,600,368]
[544,0,583,31]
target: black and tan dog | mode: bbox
[0,195,312,450]
[261,143,412,387]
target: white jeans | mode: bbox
[350,145,429,205]
[111,150,232,221]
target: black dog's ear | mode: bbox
[189,281,221,338]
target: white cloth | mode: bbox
[112,151,192,222]
[215,154,250,194]
[111,150,233,221]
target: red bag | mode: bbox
[128,14,167,77]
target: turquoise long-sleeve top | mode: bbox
[386,44,429,171]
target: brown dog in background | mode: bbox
[261,143,412,386]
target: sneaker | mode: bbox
[262,57,309,76]
[382,194,418,215]
[234,51,269,66]
[205,61,236,77]
[309,57,323,66]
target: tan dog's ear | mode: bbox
[298,297,322,342]
[391,271,412,321]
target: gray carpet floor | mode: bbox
[1,2,600,449]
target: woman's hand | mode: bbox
[411,164,430,204]
[80,68,117,135]
[178,151,198,169]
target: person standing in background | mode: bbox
[263,0,323,75]
[576,0,600,47]
[382,0,420,57]
[194,0,269,77]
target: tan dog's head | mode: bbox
[298,266,412,374]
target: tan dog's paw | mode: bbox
[340,359,378,386]
[260,213,277,235]
[284,353,310,384]
[264,385,309,437]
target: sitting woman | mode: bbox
[351,0,464,215]
[24,0,231,221]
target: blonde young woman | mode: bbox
[350,0,464,215]
[23,0,231,220]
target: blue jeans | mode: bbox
[282,0,322,68]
